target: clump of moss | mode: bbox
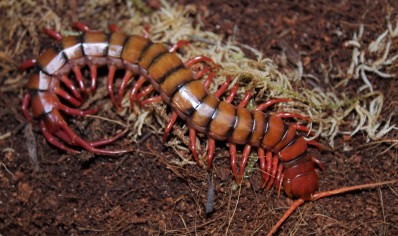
[118,1,396,163]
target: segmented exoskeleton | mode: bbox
[22,23,323,201]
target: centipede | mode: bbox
[20,23,394,235]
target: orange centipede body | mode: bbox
[21,24,323,204]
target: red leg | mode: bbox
[237,144,252,184]
[256,98,291,111]
[311,156,324,171]
[291,124,326,150]
[189,128,200,164]
[263,151,273,187]
[225,83,252,108]
[291,124,327,151]
[72,66,88,95]
[162,111,178,142]
[40,121,80,154]
[141,95,162,106]
[265,156,279,190]
[108,24,119,32]
[60,122,130,155]
[223,80,252,184]
[202,67,214,89]
[274,164,284,197]
[292,123,315,135]
[53,87,82,107]
[169,40,190,52]
[225,84,239,103]
[229,143,238,182]
[42,28,63,41]
[22,93,32,121]
[258,148,267,183]
[193,65,211,80]
[72,22,90,32]
[136,85,154,101]
[221,81,240,182]
[307,139,326,151]
[19,59,37,70]
[206,138,216,170]
[261,151,273,188]
[185,56,219,70]
[60,75,83,101]
[274,112,312,122]
[55,128,128,148]
[89,64,98,92]
[117,70,134,108]
[56,103,100,116]
[214,76,232,98]
[143,25,150,39]
[237,91,253,108]
[129,75,146,110]
[54,130,75,145]
[107,65,118,108]
[189,64,215,89]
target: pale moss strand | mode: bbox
[122,1,396,150]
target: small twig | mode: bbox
[205,173,215,214]
[225,183,242,235]
[24,122,39,171]
[378,188,386,235]
[0,132,12,140]
[0,162,15,179]
[77,227,104,232]
[85,114,128,127]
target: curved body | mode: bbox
[25,30,320,199]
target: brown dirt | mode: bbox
[1,0,398,235]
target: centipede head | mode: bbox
[282,155,319,200]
